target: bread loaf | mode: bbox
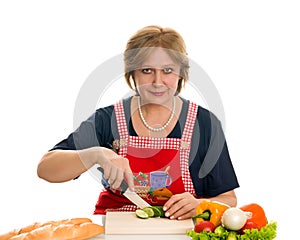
[0,222,42,240]
[0,218,104,240]
[40,218,92,227]
[18,223,41,234]
[0,230,20,240]
[10,225,53,240]
[52,222,104,240]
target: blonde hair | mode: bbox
[124,25,189,94]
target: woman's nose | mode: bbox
[153,69,163,85]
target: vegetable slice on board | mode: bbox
[150,206,162,217]
[142,207,154,217]
[135,209,149,219]
[153,206,166,217]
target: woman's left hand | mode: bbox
[163,192,200,220]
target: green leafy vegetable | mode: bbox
[186,221,277,240]
[240,221,277,240]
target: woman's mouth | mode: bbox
[149,91,165,97]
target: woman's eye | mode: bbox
[164,67,173,73]
[141,68,152,74]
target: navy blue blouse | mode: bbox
[51,97,239,197]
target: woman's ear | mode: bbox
[130,75,139,95]
[176,78,183,94]
[129,74,135,87]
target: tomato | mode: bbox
[194,221,215,233]
[238,220,261,234]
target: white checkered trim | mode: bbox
[114,100,128,157]
[180,101,198,194]
[106,205,138,212]
[128,136,181,149]
[182,101,198,144]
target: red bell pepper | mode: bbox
[239,203,267,228]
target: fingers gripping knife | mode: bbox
[97,167,151,209]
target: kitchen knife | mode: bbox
[97,167,151,209]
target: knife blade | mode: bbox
[97,167,151,209]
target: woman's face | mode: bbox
[133,47,181,105]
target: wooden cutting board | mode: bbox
[105,212,194,234]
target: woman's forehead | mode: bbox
[141,48,179,67]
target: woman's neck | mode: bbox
[131,96,182,137]
[141,100,173,119]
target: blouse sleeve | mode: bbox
[189,107,239,197]
[50,105,116,151]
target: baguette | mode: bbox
[52,222,104,240]
[9,225,53,240]
[19,223,41,234]
[0,218,104,240]
[40,218,92,227]
[0,222,41,240]
[0,230,20,240]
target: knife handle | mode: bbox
[97,166,129,193]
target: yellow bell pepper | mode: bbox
[193,200,229,226]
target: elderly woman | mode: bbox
[37,25,239,220]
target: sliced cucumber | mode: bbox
[153,206,166,217]
[150,206,161,217]
[142,207,155,217]
[135,209,149,219]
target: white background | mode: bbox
[1,1,299,239]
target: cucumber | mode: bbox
[153,206,166,217]
[149,206,161,217]
[142,207,155,217]
[135,209,149,219]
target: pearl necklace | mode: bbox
[138,96,176,132]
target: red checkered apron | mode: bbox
[94,99,198,214]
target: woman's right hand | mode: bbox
[95,147,134,191]
[38,146,135,187]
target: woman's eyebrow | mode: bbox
[140,63,177,68]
